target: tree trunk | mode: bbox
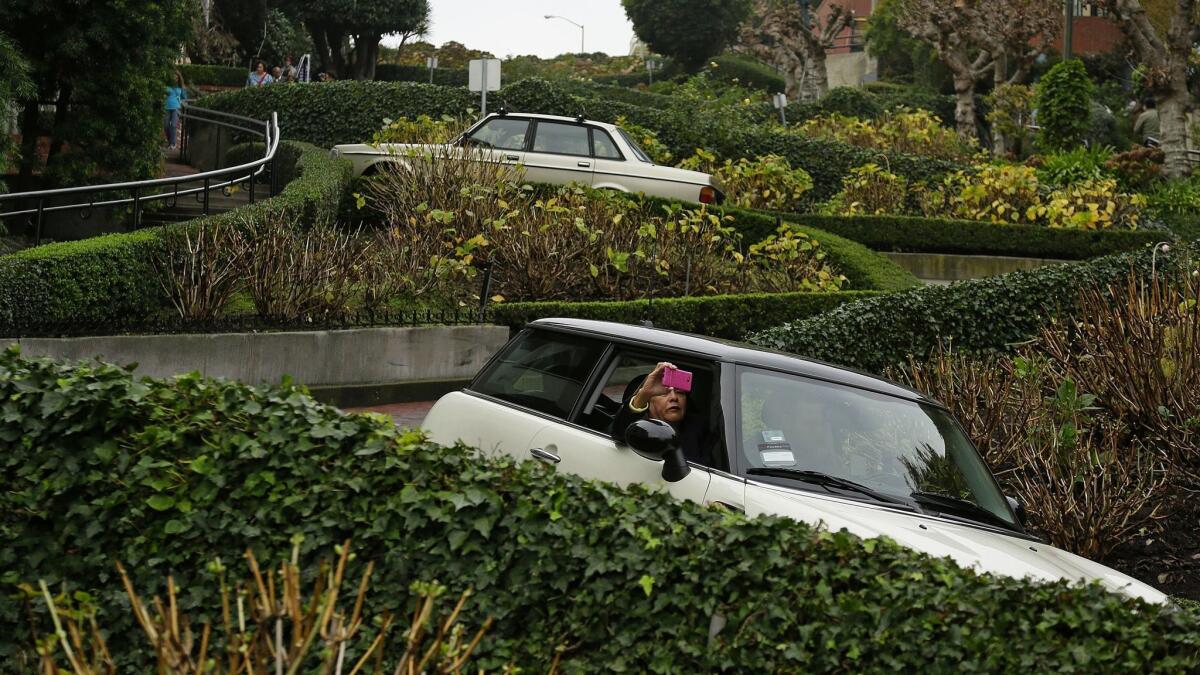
[46,80,72,164]
[17,100,39,183]
[991,60,1009,155]
[349,34,380,80]
[952,74,979,141]
[309,23,332,75]
[1158,88,1190,178]
[799,50,828,102]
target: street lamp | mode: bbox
[544,14,585,54]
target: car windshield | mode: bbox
[616,127,655,164]
[737,366,1017,528]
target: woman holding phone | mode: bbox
[612,362,711,465]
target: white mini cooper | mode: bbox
[331,112,724,205]
[423,319,1167,604]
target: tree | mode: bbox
[1098,0,1199,177]
[622,0,752,71]
[893,0,1060,145]
[1035,60,1095,151]
[286,0,430,80]
[737,0,853,102]
[0,0,193,188]
[0,32,33,194]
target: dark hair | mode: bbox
[254,60,265,70]
[1143,97,1156,109]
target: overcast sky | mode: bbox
[384,0,637,59]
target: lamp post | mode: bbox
[1063,0,1074,59]
[544,14,585,54]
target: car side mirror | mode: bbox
[625,419,691,483]
[1005,495,1028,526]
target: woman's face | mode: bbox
[649,388,687,426]
[255,62,265,73]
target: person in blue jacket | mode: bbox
[164,70,187,150]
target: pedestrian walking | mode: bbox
[247,60,274,87]
[163,70,187,150]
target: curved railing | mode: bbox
[0,105,281,245]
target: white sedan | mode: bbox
[330,112,724,205]
[423,318,1168,605]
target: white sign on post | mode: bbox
[772,92,788,125]
[468,58,502,115]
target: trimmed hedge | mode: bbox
[202,81,477,148]
[710,54,786,93]
[3,350,1198,671]
[0,142,352,327]
[179,64,246,87]
[750,242,1188,373]
[491,290,884,339]
[374,63,469,86]
[777,213,1166,260]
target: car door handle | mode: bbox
[504,154,520,161]
[530,447,561,464]
[577,161,591,167]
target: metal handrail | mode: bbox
[0,105,281,243]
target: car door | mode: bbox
[528,350,718,504]
[461,116,528,170]
[522,120,595,188]
[589,126,630,191]
[423,328,607,460]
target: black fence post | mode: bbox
[249,169,256,204]
[477,261,495,323]
[132,188,141,229]
[34,198,45,246]
[202,177,210,216]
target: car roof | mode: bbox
[528,318,934,404]
[484,112,617,131]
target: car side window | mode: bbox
[591,129,623,160]
[531,121,591,156]
[471,330,606,420]
[467,118,529,150]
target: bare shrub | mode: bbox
[236,212,367,322]
[155,222,247,321]
[1038,270,1200,487]
[29,541,492,674]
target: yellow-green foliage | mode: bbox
[678,149,814,211]
[948,164,1043,224]
[1038,178,1147,230]
[371,114,468,145]
[797,108,978,161]
[615,115,674,165]
[825,163,909,216]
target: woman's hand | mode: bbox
[632,362,677,408]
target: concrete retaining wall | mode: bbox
[13,325,510,388]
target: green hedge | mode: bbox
[750,242,1187,373]
[0,142,352,327]
[3,350,1198,671]
[777,213,1166,259]
[374,63,469,86]
[202,81,477,148]
[710,54,786,93]
[179,64,246,87]
[491,290,883,338]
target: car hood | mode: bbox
[748,483,1167,604]
[331,142,444,155]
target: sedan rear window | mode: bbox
[532,121,591,156]
[471,330,606,420]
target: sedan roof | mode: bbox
[483,112,618,131]
[528,318,933,404]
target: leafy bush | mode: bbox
[824,163,909,215]
[4,350,1200,671]
[1038,177,1147,230]
[1035,145,1114,189]
[797,108,977,161]
[202,81,477,148]
[614,115,673,164]
[1146,175,1200,238]
[1106,146,1165,192]
[709,53,786,92]
[778,212,1163,259]
[678,149,813,211]
[178,64,245,87]
[750,242,1193,373]
[492,290,882,339]
[371,113,469,144]
[363,154,845,303]
[986,83,1036,155]
[945,164,1043,224]
[1035,60,1094,151]
[0,142,353,329]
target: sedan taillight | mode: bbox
[699,186,716,204]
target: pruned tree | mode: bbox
[284,0,430,80]
[738,0,854,102]
[893,0,1059,144]
[623,0,753,71]
[1099,0,1200,177]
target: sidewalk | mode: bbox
[344,400,435,428]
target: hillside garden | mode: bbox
[5,15,1200,668]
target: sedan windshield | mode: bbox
[736,367,1018,528]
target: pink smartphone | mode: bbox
[662,368,693,393]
